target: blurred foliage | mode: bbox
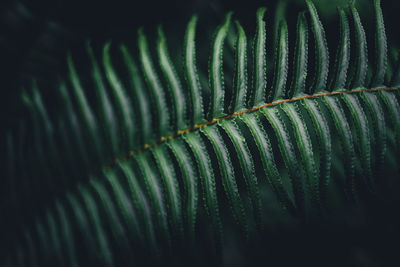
[0,0,399,266]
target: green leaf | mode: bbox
[103,42,136,150]
[391,59,400,87]
[66,192,103,264]
[54,200,78,267]
[218,119,262,227]
[262,108,305,214]
[183,132,222,246]
[120,44,153,144]
[152,144,183,237]
[67,53,103,162]
[58,82,89,168]
[379,90,400,151]
[271,19,289,101]
[90,179,134,264]
[250,7,267,107]
[360,92,387,170]
[209,12,233,119]
[44,209,63,265]
[118,162,158,257]
[166,138,198,242]
[306,0,329,94]
[4,1,400,265]
[78,184,114,266]
[201,124,247,236]
[138,28,171,137]
[157,26,188,130]
[329,8,350,91]
[135,153,171,245]
[301,99,331,208]
[282,103,319,210]
[371,0,387,88]
[184,15,206,125]
[272,0,288,53]
[87,43,120,157]
[349,5,368,89]
[321,96,356,196]
[290,12,309,98]
[231,20,248,112]
[103,169,144,246]
[341,94,373,190]
[239,113,296,214]
[31,85,64,178]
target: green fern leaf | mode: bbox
[3,0,400,265]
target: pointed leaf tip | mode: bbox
[251,7,267,107]
[307,0,329,93]
[291,11,308,97]
[209,12,233,119]
[271,19,289,102]
[231,20,248,112]
[184,14,205,125]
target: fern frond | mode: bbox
[3,0,400,266]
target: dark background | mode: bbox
[0,0,399,266]
[1,0,399,131]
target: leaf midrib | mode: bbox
[104,86,399,171]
